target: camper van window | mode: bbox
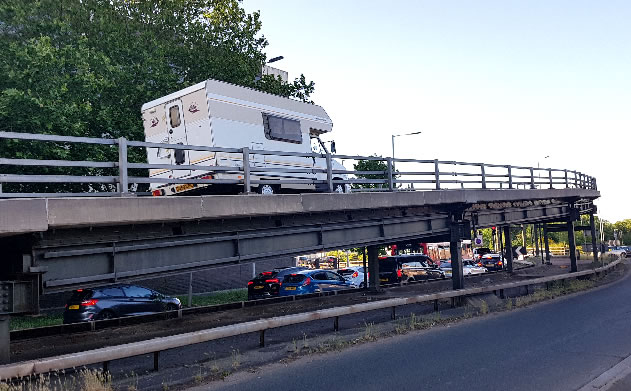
[263,114,302,143]
[169,105,181,128]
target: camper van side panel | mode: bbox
[181,88,212,169]
[142,105,170,178]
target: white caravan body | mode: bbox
[141,79,346,195]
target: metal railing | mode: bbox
[0,131,597,197]
[0,258,620,379]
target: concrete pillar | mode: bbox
[503,226,513,273]
[367,245,380,291]
[0,314,8,364]
[543,224,551,264]
[590,213,598,263]
[568,218,577,273]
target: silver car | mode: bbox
[336,266,368,288]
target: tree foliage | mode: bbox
[0,0,315,192]
[352,158,396,189]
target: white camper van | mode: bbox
[141,79,348,196]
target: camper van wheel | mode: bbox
[258,184,276,195]
[333,183,345,193]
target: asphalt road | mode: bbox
[195,264,631,391]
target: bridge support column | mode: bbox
[450,221,464,290]
[367,245,380,292]
[503,225,513,273]
[0,314,8,364]
[590,212,598,264]
[568,218,578,273]
[543,224,551,264]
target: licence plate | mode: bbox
[68,305,79,310]
[485,264,494,267]
[285,286,296,290]
[253,285,264,290]
[175,183,195,193]
[380,278,389,282]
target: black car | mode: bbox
[379,254,444,284]
[63,285,181,324]
[247,266,308,300]
[480,253,504,271]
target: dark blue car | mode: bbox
[279,269,351,296]
[63,285,181,324]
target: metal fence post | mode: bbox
[530,167,535,189]
[241,147,251,194]
[117,137,129,195]
[480,163,487,189]
[326,152,333,192]
[434,159,441,190]
[548,169,553,189]
[573,171,578,188]
[564,169,568,188]
[387,157,394,191]
[507,165,513,189]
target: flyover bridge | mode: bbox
[0,131,601,363]
[0,131,599,296]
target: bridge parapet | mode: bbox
[0,131,597,198]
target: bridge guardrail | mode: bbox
[0,131,596,197]
[0,258,620,380]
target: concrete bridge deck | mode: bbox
[1,188,600,237]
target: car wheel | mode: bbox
[166,303,179,312]
[97,310,115,320]
[359,282,365,289]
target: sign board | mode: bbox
[474,235,483,246]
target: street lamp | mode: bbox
[255,56,285,82]
[268,56,284,63]
[536,155,550,188]
[391,131,423,161]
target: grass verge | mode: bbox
[176,289,248,308]
[10,314,63,331]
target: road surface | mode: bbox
[194,264,631,391]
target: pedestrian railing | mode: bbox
[0,257,620,380]
[0,131,597,198]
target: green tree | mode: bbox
[352,158,397,189]
[0,0,315,192]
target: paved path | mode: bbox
[193,263,631,391]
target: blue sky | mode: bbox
[243,1,630,221]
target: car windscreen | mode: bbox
[284,274,307,283]
[337,269,355,275]
[439,262,451,268]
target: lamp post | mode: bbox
[536,155,550,188]
[255,56,284,82]
[268,56,284,63]
[391,131,423,161]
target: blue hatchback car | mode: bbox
[279,269,352,296]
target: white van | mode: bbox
[141,78,348,195]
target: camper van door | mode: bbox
[165,100,191,179]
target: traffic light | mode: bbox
[491,226,497,236]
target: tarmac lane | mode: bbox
[192,262,631,391]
